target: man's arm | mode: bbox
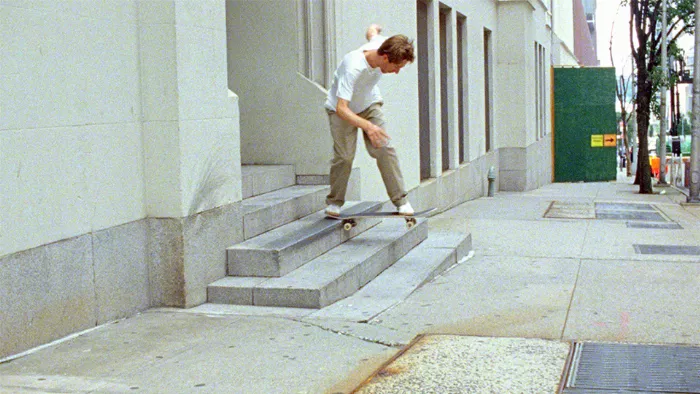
[335,98,389,148]
[365,24,382,41]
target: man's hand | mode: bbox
[336,98,390,148]
[363,122,390,148]
[366,24,382,41]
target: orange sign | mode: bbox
[603,134,617,147]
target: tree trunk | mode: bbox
[633,40,654,193]
[636,87,654,193]
[622,112,632,177]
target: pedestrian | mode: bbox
[324,24,416,217]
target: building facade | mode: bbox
[1,0,583,360]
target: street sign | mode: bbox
[591,135,603,147]
[604,134,616,147]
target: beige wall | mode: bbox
[1,2,144,257]
[226,0,331,176]
[1,1,239,258]
[553,0,574,48]
[1,0,242,359]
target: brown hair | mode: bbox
[378,35,415,64]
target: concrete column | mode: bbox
[138,1,243,307]
[445,8,460,170]
[428,0,442,178]
[139,0,241,219]
[495,1,544,191]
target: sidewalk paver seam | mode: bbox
[560,259,583,341]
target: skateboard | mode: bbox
[329,208,436,231]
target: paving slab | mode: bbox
[368,255,580,340]
[580,220,700,262]
[354,335,570,394]
[434,195,554,220]
[466,218,589,259]
[156,305,317,319]
[655,203,700,230]
[563,259,700,344]
[0,312,396,394]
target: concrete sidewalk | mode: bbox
[1,178,698,393]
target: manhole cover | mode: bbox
[633,244,700,255]
[627,222,683,230]
[562,342,700,393]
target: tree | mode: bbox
[627,0,695,193]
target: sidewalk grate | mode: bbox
[596,211,667,221]
[562,342,700,393]
[596,202,655,211]
[633,244,700,255]
[594,202,668,222]
[545,202,669,222]
[626,222,683,230]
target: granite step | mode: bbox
[307,230,473,322]
[241,165,296,199]
[208,219,429,308]
[241,185,329,240]
[228,201,383,277]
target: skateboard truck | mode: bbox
[342,216,416,230]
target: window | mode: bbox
[535,42,547,139]
[299,0,332,87]
[440,4,452,171]
[457,14,468,163]
[484,28,493,152]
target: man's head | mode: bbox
[377,35,415,74]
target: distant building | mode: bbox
[574,0,599,66]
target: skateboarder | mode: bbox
[324,24,416,218]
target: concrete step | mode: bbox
[308,230,473,322]
[228,201,383,277]
[208,219,429,308]
[241,185,329,240]
[241,165,296,199]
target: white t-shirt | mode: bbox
[324,35,386,113]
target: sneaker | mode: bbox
[325,204,341,217]
[397,202,414,216]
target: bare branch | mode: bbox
[610,3,621,69]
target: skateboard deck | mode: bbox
[328,208,436,230]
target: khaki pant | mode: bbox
[326,103,408,207]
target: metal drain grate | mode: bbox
[633,244,700,255]
[563,342,700,393]
[597,211,667,221]
[594,202,668,222]
[626,222,683,230]
[596,202,655,211]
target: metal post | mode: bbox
[689,0,700,202]
[659,0,669,184]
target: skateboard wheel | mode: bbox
[343,222,354,231]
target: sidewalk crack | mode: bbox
[560,259,582,340]
[291,319,404,348]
